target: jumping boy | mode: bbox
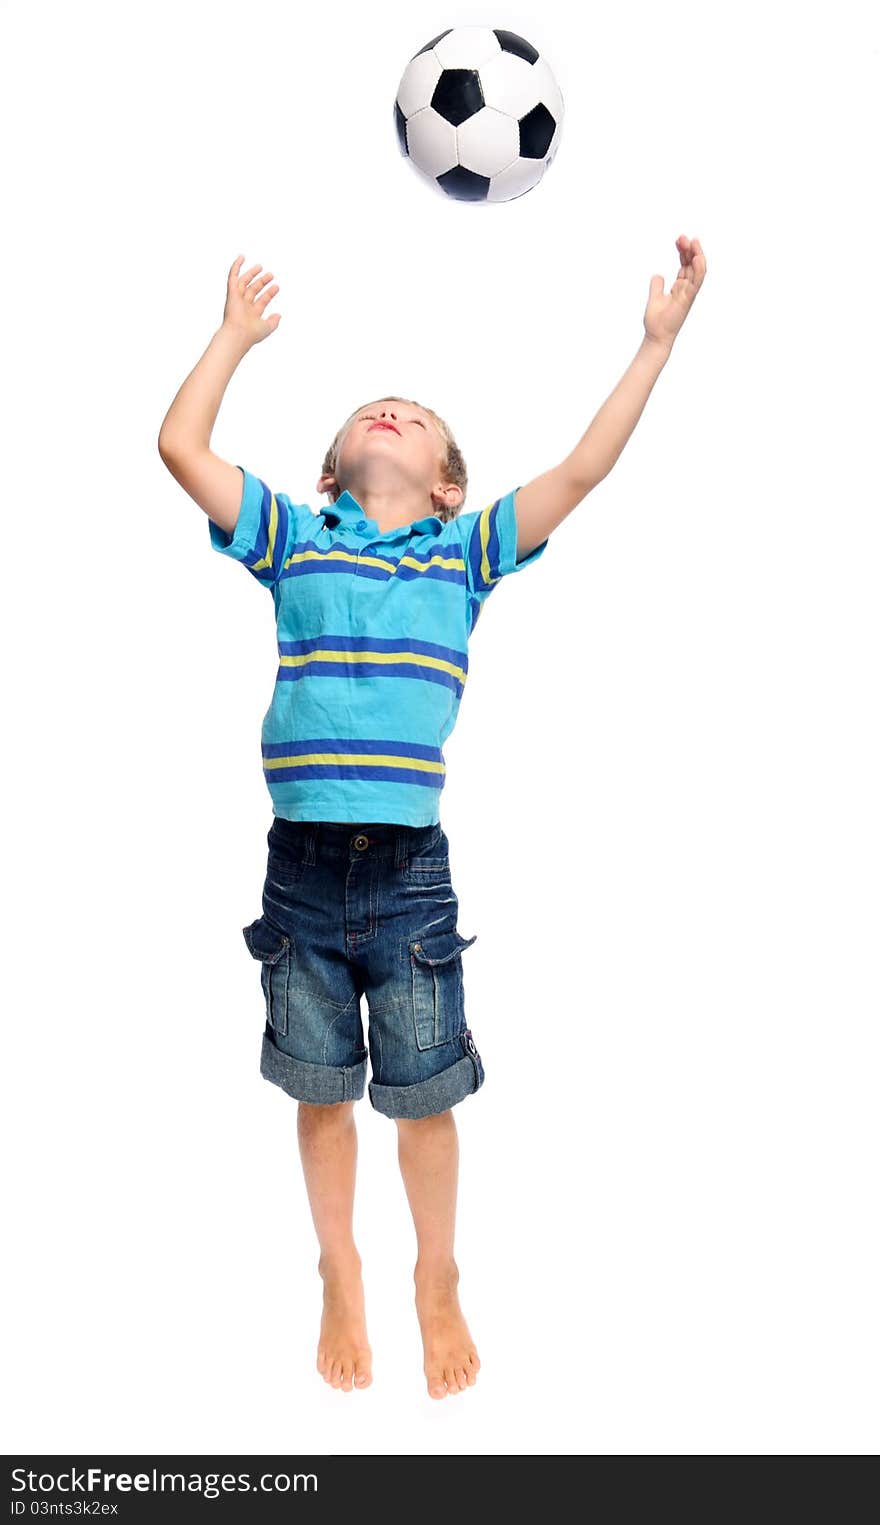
[157,237,706,1398]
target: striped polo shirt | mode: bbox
[208,466,548,825]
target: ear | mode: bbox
[432,482,464,513]
[316,472,338,499]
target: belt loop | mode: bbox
[394,827,408,871]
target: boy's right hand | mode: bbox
[221,255,281,347]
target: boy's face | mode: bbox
[316,399,462,515]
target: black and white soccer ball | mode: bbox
[394,26,564,203]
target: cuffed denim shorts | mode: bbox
[241,818,484,1121]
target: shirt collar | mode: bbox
[320,488,444,537]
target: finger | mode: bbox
[683,238,703,280]
[256,284,279,308]
[238,263,262,288]
[245,272,270,299]
[228,254,246,279]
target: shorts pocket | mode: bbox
[409,927,477,1051]
[403,856,451,886]
[266,847,306,889]
[403,827,451,885]
[242,914,291,1037]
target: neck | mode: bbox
[344,484,438,529]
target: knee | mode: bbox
[297,1099,356,1131]
[395,1109,454,1135]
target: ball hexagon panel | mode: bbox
[457,107,520,178]
[531,55,565,124]
[478,50,543,118]
[405,107,458,178]
[486,156,545,203]
[397,50,443,118]
[433,26,501,70]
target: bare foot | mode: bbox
[414,1261,480,1399]
[316,1251,372,1391]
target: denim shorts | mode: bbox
[241,818,484,1121]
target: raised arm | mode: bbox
[157,256,282,535]
[514,235,707,557]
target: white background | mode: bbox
[3,0,878,1457]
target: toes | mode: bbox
[354,1358,372,1389]
[319,1347,372,1391]
[427,1371,448,1399]
[444,1366,463,1395]
[454,1366,469,1391]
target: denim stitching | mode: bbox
[324,995,367,1065]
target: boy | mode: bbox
[157,239,706,1399]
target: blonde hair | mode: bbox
[321,395,467,522]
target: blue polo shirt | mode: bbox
[208,467,549,825]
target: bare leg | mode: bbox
[395,1109,480,1399]
[297,1100,372,1391]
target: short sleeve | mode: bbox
[208,466,318,590]
[456,487,548,615]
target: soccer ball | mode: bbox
[394,26,564,203]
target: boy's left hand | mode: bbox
[644,235,707,351]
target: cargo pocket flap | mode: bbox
[410,928,477,967]
[242,916,290,963]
